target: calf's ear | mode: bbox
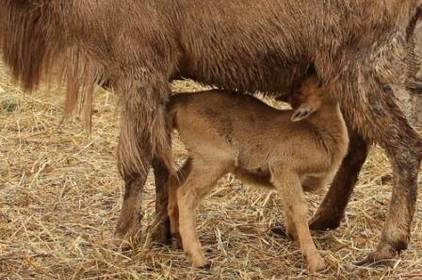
[290,104,315,122]
[406,80,422,94]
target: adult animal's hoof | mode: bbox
[353,248,396,267]
[309,213,341,231]
[151,226,172,246]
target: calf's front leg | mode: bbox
[271,167,326,272]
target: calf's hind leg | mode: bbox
[177,160,227,268]
[167,158,192,248]
[271,167,326,272]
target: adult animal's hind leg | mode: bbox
[152,156,172,245]
[114,76,171,249]
[178,161,227,268]
[115,156,150,248]
[310,130,369,230]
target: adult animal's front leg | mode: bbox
[337,72,421,265]
[114,76,172,249]
[359,126,420,265]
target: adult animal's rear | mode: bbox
[1,0,421,265]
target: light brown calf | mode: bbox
[166,76,348,272]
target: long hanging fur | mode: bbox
[0,1,101,126]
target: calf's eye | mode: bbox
[383,84,393,94]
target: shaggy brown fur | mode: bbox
[166,76,349,272]
[1,0,421,263]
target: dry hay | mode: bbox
[0,68,422,279]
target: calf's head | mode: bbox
[278,76,333,122]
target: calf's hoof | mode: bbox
[194,261,211,270]
[308,255,326,273]
[172,232,184,249]
[190,253,209,269]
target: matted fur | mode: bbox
[1,0,421,259]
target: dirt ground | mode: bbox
[0,71,421,279]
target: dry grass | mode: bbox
[0,67,421,280]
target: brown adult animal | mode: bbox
[1,1,421,265]
[166,75,349,271]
